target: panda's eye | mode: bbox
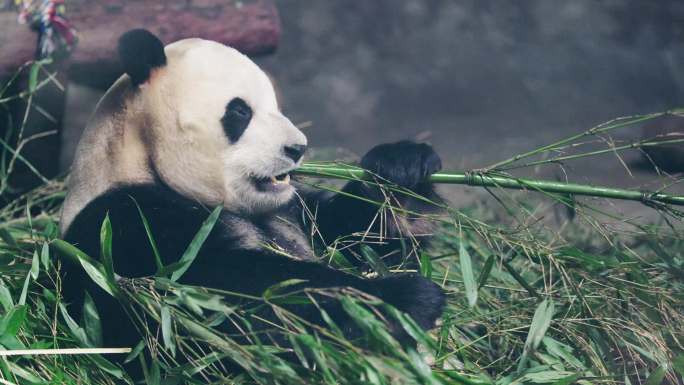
[229,100,251,118]
[222,98,253,143]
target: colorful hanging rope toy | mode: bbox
[16,0,78,60]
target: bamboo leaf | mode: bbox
[59,303,89,347]
[28,61,41,93]
[170,205,222,282]
[528,300,555,349]
[161,305,176,357]
[551,373,581,385]
[88,354,126,380]
[29,249,39,280]
[149,360,161,385]
[40,242,50,270]
[180,352,227,377]
[50,240,118,297]
[18,271,30,306]
[673,354,684,377]
[130,197,164,273]
[359,244,390,277]
[517,299,555,372]
[317,307,343,337]
[79,256,116,297]
[82,292,103,347]
[503,259,540,299]
[0,229,17,248]
[420,253,433,279]
[459,240,478,307]
[263,279,308,301]
[0,305,27,337]
[155,260,187,278]
[477,254,495,289]
[6,361,44,383]
[542,337,585,369]
[340,297,396,345]
[408,348,441,385]
[521,370,575,384]
[100,213,114,281]
[327,246,354,270]
[644,365,667,385]
[387,306,437,351]
[0,285,13,312]
[296,334,336,382]
[43,219,59,239]
[124,340,146,364]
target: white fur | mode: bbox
[60,38,307,233]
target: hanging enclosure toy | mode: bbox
[16,0,77,59]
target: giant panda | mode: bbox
[60,29,446,373]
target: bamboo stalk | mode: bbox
[294,163,684,206]
[482,112,665,170]
[0,348,131,356]
[501,137,684,170]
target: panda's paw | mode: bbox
[373,274,446,330]
[360,141,442,189]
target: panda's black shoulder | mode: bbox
[63,184,214,276]
[64,184,205,244]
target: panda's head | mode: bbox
[116,29,307,214]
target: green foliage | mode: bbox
[1,56,684,384]
[458,236,477,308]
[1,172,681,384]
[169,205,222,282]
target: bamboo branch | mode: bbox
[0,348,131,356]
[482,112,666,171]
[294,163,684,206]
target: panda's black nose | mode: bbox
[284,144,307,163]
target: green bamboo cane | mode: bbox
[294,163,684,207]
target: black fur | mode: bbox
[118,29,167,86]
[61,141,445,375]
[361,140,442,189]
[308,141,444,268]
[221,97,253,142]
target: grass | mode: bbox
[0,59,684,384]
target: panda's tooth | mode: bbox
[270,174,291,185]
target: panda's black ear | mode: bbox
[118,29,167,87]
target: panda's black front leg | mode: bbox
[311,141,443,268]
[187,248,445,334]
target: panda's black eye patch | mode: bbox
[222,98,253,142]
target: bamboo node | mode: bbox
[464,170,477,186]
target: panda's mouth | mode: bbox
[251,172,292,192]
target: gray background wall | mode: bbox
[255,1,684,178]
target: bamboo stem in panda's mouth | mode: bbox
[293,162,684,207]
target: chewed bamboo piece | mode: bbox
[294,162,684,207]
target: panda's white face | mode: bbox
[144,39,307,214]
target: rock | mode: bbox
[0,0,280,85]
[0,10,36,78]
[641,113,684,172]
